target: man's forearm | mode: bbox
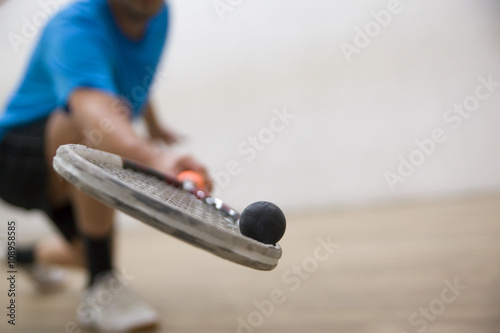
[69,89,160,166]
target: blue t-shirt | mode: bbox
[0,0,169,139]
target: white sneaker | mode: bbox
[76,271,159,332]
[0,242,66,293]
[24,263,67,293]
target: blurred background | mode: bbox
[0,0,499,332]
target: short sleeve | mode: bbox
[43,18,119,110]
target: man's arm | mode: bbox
[69,89,209,186]
[70,89,159,165]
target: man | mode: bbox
[0,0,211,331]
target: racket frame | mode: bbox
[53,144,282,270]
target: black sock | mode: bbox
[82,233,113,286]
[50,204,78,241]
[16,247,35,264]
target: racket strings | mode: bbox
[89,160,239,233]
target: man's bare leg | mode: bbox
[34,110,115,277]
[35,238,85,268]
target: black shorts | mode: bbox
[0,117,78,241]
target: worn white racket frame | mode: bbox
[53,144,281,270]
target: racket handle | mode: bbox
[123,158,210,199]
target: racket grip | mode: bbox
[123,158,210,200]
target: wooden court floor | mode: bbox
[2,194,500,333]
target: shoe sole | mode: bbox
[78,318,159,332]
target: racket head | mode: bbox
[53,144,282,270]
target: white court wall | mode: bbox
[0,0,499,220]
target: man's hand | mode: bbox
[148,123,183,145]
[144,102,183,145]
[151,152,213,192]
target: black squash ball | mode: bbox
[239,201,286,244]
